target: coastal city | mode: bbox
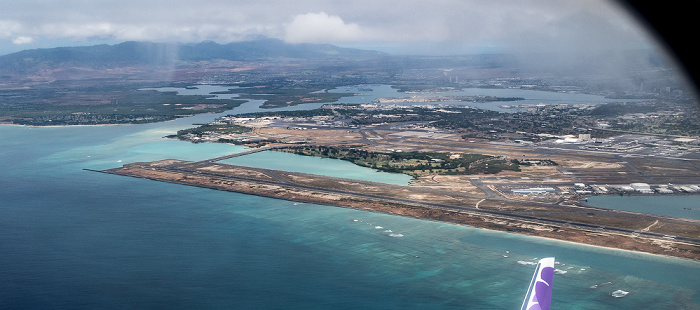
[172,97,700,201]
[87,80,695,261]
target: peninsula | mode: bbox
[98,84,700,261]
[99,153,700,260]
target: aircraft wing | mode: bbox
[520,257,555,310]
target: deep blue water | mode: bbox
[1,94,699,309]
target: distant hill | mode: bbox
[0,39,386,74]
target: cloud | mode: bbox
[38,23,115,39]
[284,12,364,43]
[0,0,663,58]
[12,35,34,45]
[0,20,22,37]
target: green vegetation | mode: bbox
[614,118,700,136]
[591,101,700,136]
[279,145,520,177]
[589,102,662,116]
[512,159,559,166]
[234,108,339,118]
[230,86,353,108]
[0,82,246,125]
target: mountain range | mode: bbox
[0,38,677,93]
[0,39,386,73]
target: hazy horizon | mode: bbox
[1,1,656,56]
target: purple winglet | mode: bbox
[522,257,555,310]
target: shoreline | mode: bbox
[333,196,700,264]
[0,106,246,128]
[0,122,129,128]
[95,161,700,262]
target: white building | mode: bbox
[630,183,652,193]
[512,187,556,194]
[657,188,674,194]
[680,186,697,193]
[618,186,635,192]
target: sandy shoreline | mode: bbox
[0,121,129,128]
[98,161,700,262]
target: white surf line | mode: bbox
[475,198,486,209]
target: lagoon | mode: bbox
[586,195,700,220]
[221,150,413,185]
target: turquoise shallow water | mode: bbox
[1,99,699,308]
[221,150,413,185]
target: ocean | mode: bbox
[1,89,699,309]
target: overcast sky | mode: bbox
[0,0,658,57]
